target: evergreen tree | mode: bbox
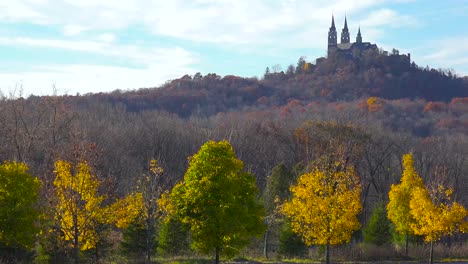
[363,203,392,246]
[157,217,190,257]
[278,221,307,258]
[120,222,157,259]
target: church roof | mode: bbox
[337,43,353,50]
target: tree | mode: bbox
[278,221,307,258]
[410,184,468,264]
[363,203,392,246]
[263,163,295,259]
[0,162,41,258]
[281,161,362,264]
[157,217,190,257]
[295,56,306,74]
[135,159,167,261]
[52,160,141,264]
[387,153,424,256]
[165,140,264,264]
[120,222,153,259]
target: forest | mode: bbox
[0,49,468,263]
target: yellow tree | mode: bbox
[387,153,424,256]
[410,184,468,264]
[281,161,362,264]
[53,160,141,264]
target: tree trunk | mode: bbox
[215,247,220,264]
[146,217,154,263]
[263,229,269,259]
[146,223,152,262]
[74,223,79,264]
[74,235,79,264]
[325,243,330,264]
[429,241,434,264]
[405,233,409,257]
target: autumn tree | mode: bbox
[410,184,468,264]
[0,162,41,260]
[164,140,264,264]
[387,153,424,256]
[52,160,141,263]
[281,161,362,264]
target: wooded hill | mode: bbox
[1,48,468,262]
[73,49,468,118]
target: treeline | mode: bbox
[67,50,468,118]
[1,91,468,262]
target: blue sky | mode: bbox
[0,0,467,96]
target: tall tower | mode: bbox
[340,16,350,44]
[356,26,362,43]
[327,15,337,56]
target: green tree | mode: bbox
[278,221,307,258]
[157,217,190,257]
[120,222,156,259]
[0,162,41,258]
[363,203,392,246]
[165,140,265,264]
[281,161,362,264]
[387,153,424,256]
[263,163,295,258]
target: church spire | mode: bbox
[328,14,337,55]
[341,15,350,44]
[356,26,362,43]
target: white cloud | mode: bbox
[0,1,45,22]
[0,48,198,96]
[0,36,197,67]
[63,25,87,36]
[0,37,108,53]
[359,8,419,28]
[2,0,446,96]
[0,0,417,46]
[417,37,468,76]
[98,33,116,43]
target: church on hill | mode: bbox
[327,15,378,58]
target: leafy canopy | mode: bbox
[281,162,362,246]
[53,160,142,251]
[165,140,264,258]
[410,184,468,242]
[0,161,41,249]
[387,153,424,236]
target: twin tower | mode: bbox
[327,15,368,57]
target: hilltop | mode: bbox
[72,50,467,119]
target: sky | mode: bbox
[0,0,467,96]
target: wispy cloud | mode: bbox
[1,0,462,96]
[419,37,468,75]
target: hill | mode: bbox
[74,49,468,118]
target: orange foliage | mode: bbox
[366,97,384,112]
[423,102,447,113]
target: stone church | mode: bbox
[327,15,378,58]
